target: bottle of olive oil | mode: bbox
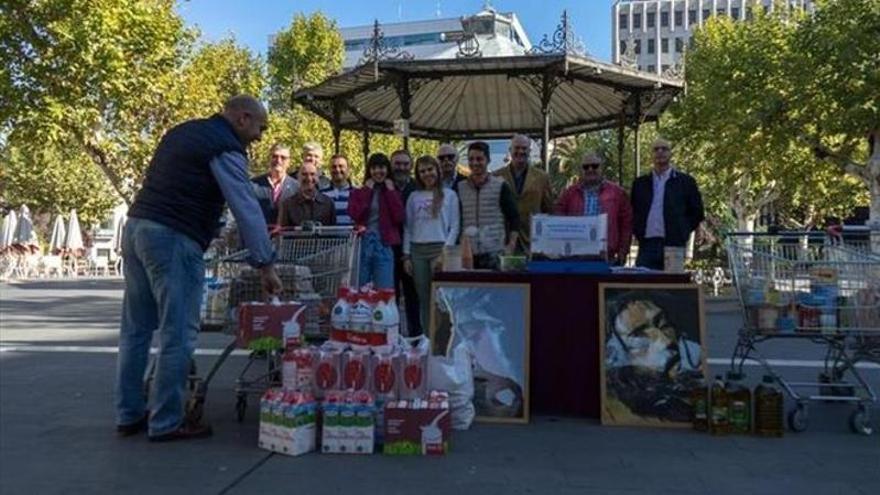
[754,375,784,437]
[710,375,730,435]
[725,372,751,434]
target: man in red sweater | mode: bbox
[554,153,633,265]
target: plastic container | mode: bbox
[350,289,375,332]
[725,372,751,434]
[754,375,784,437]
[690,378,709,432]
[331,287,352,332]
[710,375,730,435]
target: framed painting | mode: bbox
[429,281,531,424]
[598,283,707,427]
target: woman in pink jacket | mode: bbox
[554,153,633,265]
[348,153,405,289]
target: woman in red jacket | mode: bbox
[348,153,405,289]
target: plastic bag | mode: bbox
[428,342,475,430]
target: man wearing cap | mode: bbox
[630,138,704,270]
[554,152,633,265]
[437,143,469,190]
[494,134,554,252]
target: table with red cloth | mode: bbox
[433,270,691,418]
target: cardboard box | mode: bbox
[238,301,306,348]
[384,397,451,456]
[258,389,317,457]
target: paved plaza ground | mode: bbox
[1,279,878,495]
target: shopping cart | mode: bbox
[726,231,880,435]
[188,225,361,423]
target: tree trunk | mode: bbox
[868,130,880,253]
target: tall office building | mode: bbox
[611,0,813,76]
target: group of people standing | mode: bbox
[115,95,705,442]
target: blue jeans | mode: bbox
[115,218,204,436]
[358,232,394,289]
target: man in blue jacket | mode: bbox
[117,95,282,442]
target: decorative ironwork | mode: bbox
[618,34,638,70]
[358,20,415,65]
[661,62,685,81]
[528,10,587,57]
[456,31,482,58]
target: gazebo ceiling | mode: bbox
[293,54,684,140]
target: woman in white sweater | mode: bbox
[403,155,461,331]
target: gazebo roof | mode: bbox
[293,53,683,140]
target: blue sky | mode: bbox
[177,0,615,62]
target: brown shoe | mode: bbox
[148,422,213,442]
[116,413,149,437]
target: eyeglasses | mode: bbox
[582,163,601,170]
[653,146,670,151]
[392,161,411,166]
[438,154,456,161]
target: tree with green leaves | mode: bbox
[667,5,867,235]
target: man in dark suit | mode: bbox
[251,144,299,226]
[630,138,705,270]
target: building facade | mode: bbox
[340,7,537,167]
[612,0,813,76]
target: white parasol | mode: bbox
[64,209,84,253]
[0,210,18,249]
[49,215,67,254]
[13,205,40,248]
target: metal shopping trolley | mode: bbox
[726,231,880,435]
[185,225,360,423]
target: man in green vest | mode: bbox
[494,134,554,253]
[456,141,520,269]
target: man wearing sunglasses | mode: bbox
[554,152,632,265]
[630,138,704,270]
[437,143,469,190]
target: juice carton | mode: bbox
[342,348,371,392]
[371,348,400,402]
[291,347,316,393]
[400,337,430,400]
[314,343,343,399]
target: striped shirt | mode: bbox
[320,183,353,225]
[582,185,601,216]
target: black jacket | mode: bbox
[630,168,705,247]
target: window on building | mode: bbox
[661,37,669,53]
[647,12,656,28]
[661,11,669,27]
[647,64,656,73]
[703,9,711,20]
[675,37,684,53]
[619,13,629,30]
[633,13,642,29]
[688,36,696,49]
[675,11,683,27]
[763,5,771,14]
[688,9,697,25]
[638,65,643,71]
[731,7,740,19]
[746,7,754,20]
[635,39,642,54]
[620,40,627,54]
[662,64,670,73]
[647,38,656,54]
[717,8,726,17]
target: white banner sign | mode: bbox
[530,214,607,259]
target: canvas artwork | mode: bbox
[430,282,531,424]
[599,283,707,427]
